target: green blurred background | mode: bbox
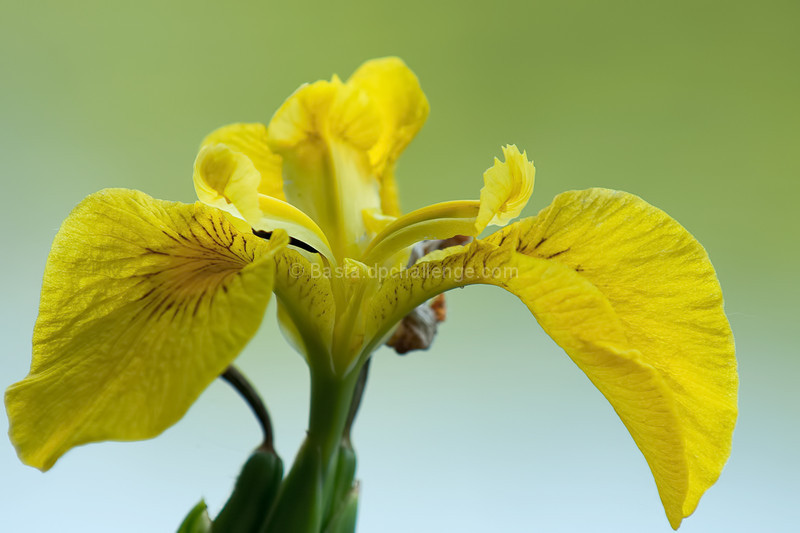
[1,0,797,531]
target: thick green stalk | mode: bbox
[262,368,360,533]
[307,369,359,463]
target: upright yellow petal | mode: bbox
[365,188,736,529]
[200,122,285,200]
[267,78,380,155]
[348,57,430,215]
[5,189,287,471]
[267,78,382,259]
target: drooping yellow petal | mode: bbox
[348,57,430,215]
[200,122,285,200]
[475,144,535,233]
[267,78,382,259]
[5,189,288,471]
[365,188,736,529]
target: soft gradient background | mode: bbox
[1,1,797,531]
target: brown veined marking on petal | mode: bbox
[131,210,258,327]
[29,207,251,356]
[7,190,290,473]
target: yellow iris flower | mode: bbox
[5,57,736,530]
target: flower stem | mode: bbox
[306,368,360,465]
[342,356,371,447]
[221,365,275,453]
[262,366,361,532]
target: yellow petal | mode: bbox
[267,78,380,154]
[361,208,396,235]
[200,122,285,200]
[366,188,736,529]
[254,195,335,261]
[193,143,263,225]
[194,143,335,260]
[5,189,287,471]
[348,57,430,215]
[376,165,402,217]
[475,144,535,233]
[267,78,382,259]
[272,248,336,369]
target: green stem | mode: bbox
[262,367,360,533]
[342,356,371,447]
[307,369,359,463]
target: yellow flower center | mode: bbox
[191,58,535,370]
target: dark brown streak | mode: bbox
[184,220,235,259]
[196,218,222,247]
[299,282,314,300]
[545,247,570,259]
[463,245,479,266]
[496,231,512,249]
[136,287,157,302]
[160,230,182,244]
[186,260,238,276]
[138,286,168,311]
[155,300,177,321]
[252,229,320,254]
[192,292,206,318]
[208,213,226,243]
[142,291,174,322]
[133,258,229,279]
[173,297,191,321]
[143,247,169,256]
[188,227,223,255]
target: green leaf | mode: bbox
[323,484,360,533]
[212,448,284,533]
[177,500,212,533]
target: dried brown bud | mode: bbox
[386,236,471,355]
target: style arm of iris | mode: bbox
[327,202,482,367]
[320,201,481,369]
[359,200,480,267]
